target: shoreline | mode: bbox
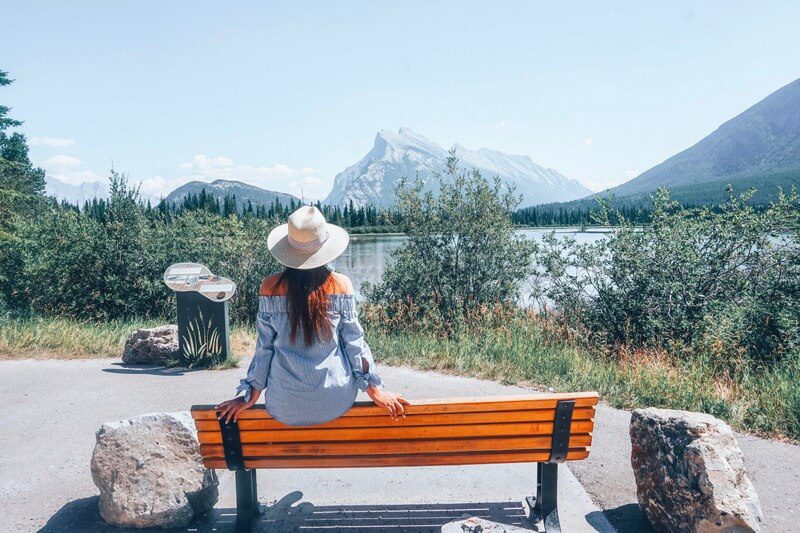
[348,226,616,237]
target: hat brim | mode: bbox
[267,223,350,270]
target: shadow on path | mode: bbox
[600,503,653,533]
[101,362,200,377]
[40,492,542,532]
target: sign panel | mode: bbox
[163,262,236,365]
[163,262,237,302]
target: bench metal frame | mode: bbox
[217,399,576,533]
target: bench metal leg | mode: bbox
[234,469,265,533]
[527,462,561,533]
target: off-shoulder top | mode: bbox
[235,272,382,426]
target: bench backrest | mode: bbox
[190,392,599,470]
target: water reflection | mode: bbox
[330,228,608,301]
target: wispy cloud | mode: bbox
[290,176,325,202]
[42,155,99,185]
[583,137,594,146]
[137,154,325,200]
[494,120,509,130]
[29,136,76,147]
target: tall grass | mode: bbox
[0,315,255,362]
[2,313,797,440]
[365,314,800,441]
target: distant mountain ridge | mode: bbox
[45,176,159,206]
[45,177,111,206]
[164,179,298,210]
[556,77,800,209]
[324,128,591,208]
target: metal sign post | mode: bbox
[163,262,237,365]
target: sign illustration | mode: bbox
[163,262,236,365]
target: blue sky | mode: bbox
[3,1,800,200]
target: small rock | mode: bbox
[122,325,178,364]
[630,408,763,532]
[91,411,218,528]
[442,517,533,532]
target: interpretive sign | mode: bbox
[163,262,236,365]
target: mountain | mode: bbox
[46,177,163,206]
[324,128,591,208]
[565,77,800,209]
[46,177,111,205]
[164,179,299,210]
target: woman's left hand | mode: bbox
[367,386,410,419]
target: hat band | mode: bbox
[287,230,329,252]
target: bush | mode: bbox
[534,188,800,364]
[366,154,535,331]
[0,171,280,324]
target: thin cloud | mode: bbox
[291,176,327,202]
[141,154,324,198]
[583,138,594,146]
[29,136,76,147]
[494,121,509,130]
[42,155,99,185]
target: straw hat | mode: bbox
[267,206,350,270]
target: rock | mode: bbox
[122,325,178,364]
[630,408,762,532]
[442,516,533,532]
[91,411,218,528]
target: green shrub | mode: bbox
[534,188,800,365]
[366,154,535,331]
[0,171,280,324]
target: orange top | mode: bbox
[259,272,354,296]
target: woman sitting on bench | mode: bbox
[216,206,409,426]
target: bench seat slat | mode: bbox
[201,449,590,469]
[192,406,596,432]
[197,420,595,444]
[199,435,593,458]
[190,393,599,421]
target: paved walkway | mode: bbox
[2,358,613,532]
[2,357,797,532]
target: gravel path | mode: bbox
[1,356,796,532]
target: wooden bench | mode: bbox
[191,392,599,532]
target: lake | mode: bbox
[330,228,609,301]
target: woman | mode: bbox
[216,205,408,426]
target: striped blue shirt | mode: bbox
[236,292,382,426]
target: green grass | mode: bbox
[1,313,797,440]
[366,317,800,441]
[0,314,256,363]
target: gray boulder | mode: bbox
[630,408,762,532]
[122,325,178,364]
[91,411,218,528]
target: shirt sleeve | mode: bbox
[235,312,276,402]
[339,304,382,391]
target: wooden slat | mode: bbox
[190,392,600,420]
[199,434,593,458]
[200,449,590,469]
[197,420,595,444]
[192,406,596,432]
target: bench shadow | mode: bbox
[39,493,540,532]
[101,362,199,376]
[252,492,536,532]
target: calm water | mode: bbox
[330,228,608,301]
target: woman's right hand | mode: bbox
[367,386,410,419]
[215,396,257,424]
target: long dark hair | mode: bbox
[279,266,333,345]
